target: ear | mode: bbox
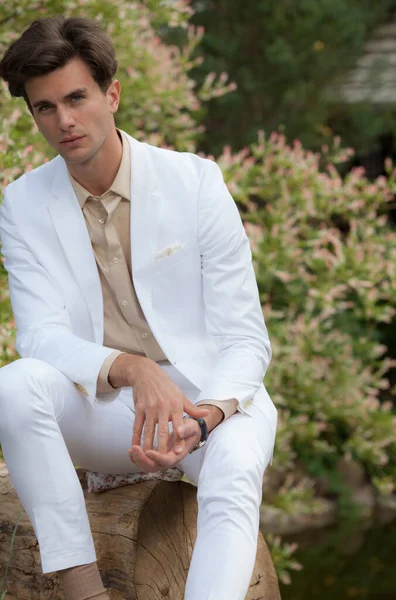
[107,79,121,114]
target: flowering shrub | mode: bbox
[216,132,396,495]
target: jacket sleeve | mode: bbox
[0,189,119,405]
[195,159,271,414]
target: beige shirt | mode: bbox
[69,131,237,420]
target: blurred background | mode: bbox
[1,1,396,598]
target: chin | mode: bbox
[60,149,91,165]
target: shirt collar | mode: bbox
[68,129,131,209]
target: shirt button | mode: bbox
[112,257,119,264]
[122,300,128,306]
[98,218,105,224]
[141,332,148,339]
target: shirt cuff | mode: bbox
[97,350,124,394]
[195,398,238,421]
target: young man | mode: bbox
[0,16,277,600]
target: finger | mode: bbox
[131,408,145,448]
[171,409,185,455]
[184,400,210,419]
[146,431,198,466]
[145,448,179,469]
[176,418,201,442]
[129,445,160,473]
[143,414,157,452]
[157,411,171,455]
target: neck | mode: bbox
[67,127,123,196]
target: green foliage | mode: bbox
[216,131,396,496]
[190,0,395,155]
[272,474,317,515]
[265,534,302,586]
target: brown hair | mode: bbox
[0,16,118,107]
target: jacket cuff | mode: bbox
[196,398,238,421]
[96,350,124,395]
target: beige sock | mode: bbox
[58,562,109,600]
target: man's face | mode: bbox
[25,57,120,165]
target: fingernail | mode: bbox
[178,426,184,438]
[175,446,183,453]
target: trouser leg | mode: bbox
[0,358,139,573]
[181,396,276,600]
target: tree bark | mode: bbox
[0,463,280,599]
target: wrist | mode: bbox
[197,404,224,433]
[108,353,148,388]
[183,415,209,453]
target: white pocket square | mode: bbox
[154,243,184,260]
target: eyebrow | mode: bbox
[32,88,88,109]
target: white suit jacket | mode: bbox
[0,132,277,453]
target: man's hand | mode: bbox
[129,416,201,472]
[129,404,224,472]
[108,353,210,458]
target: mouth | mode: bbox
[60,135,85,145]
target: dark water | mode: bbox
[279,512,396,599]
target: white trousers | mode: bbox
[0,358,276,600]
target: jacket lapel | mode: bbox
[48,159,104,343]
[127,135,161,312]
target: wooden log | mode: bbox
[0,463,281,599]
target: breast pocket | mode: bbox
[153,244,191,272]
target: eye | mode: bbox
[38,104,52,113]
[71,94,84,103]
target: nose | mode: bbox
[57,106,75,131]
